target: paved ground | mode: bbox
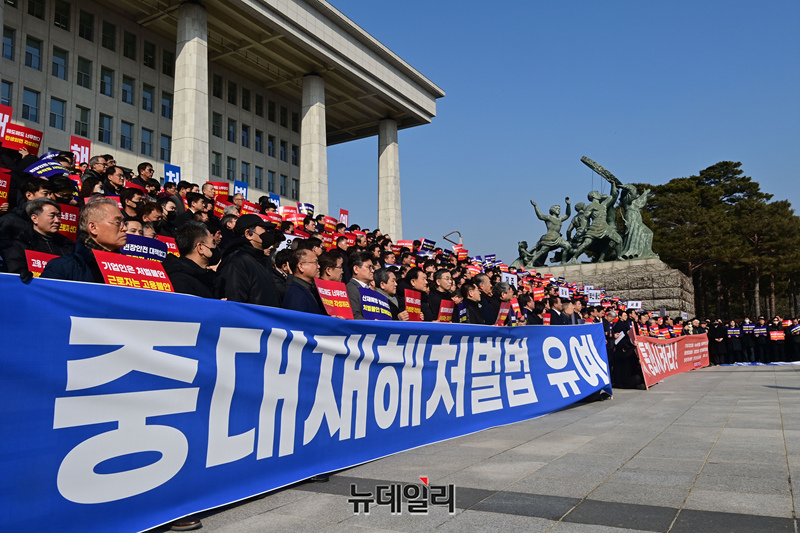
[151,364,800,532]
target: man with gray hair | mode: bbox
[1,198,74,274]
[42,198,127,283]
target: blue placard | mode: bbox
[742,324,755,333]
[458,302,468,323]
[25,158,69,178]
[164,164,181,184]
[297,203,314,216]
[359,287,392,320]
[233,180,248,198]
[268,193,281,207]
[0,273,611,533]
[120,234,169,262]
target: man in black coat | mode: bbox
[215,214,281,307]
[0,177,53,252]
[1,198,74,273]
[282,248,325,314]
[163,221,218,298]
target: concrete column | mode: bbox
[378,118,402,239]
[300,74,328,214]
[172,1,209,185]
[0,1,4,87]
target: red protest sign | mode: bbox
[241,200,260,215]
[510,298,523,322]
[404,289,423,321]
[397,240,413,249]
[266,212,282,226]
[0,169,10,206]
[770,330,785,341]
[207,181,230,199]
[293,229,310,239]
[156,235,180,256]
[323,216,337,234]
[543,312,551,325]
[533,287,545,301]
[92,250,174,292]
[3,123,43,155]
[321,233,334,250]
[287,212,305,226]
[437,299,454,322]
[338,208,349,226]
[58,204,80,242]
[0,104,11,140]
[345,233,357,247]
[495,302,511,326]
[214,196,233,218]
[315,278,353,319]
[279,205,298,219]
[69,135,91,165]
[25,250,59,277]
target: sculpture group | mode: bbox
[512,157,658,268]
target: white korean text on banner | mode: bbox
[0,273,611,532]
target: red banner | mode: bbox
[69,135,91,165]
[25,250,59,277]
[214,196,233,218]
[58,204,80,242]
[323,216,337,234]
[92,250,174,292]
[338,209,349,227]
[3,123,43,155]
[494,302,511,326]
[635,334,709,388]
[278,205,298,219]
[404,289,422,321]
[315,279,353,319]
[241,200,260,215]
[207,181,230,199]
[156,235,180,256]
[436,299,454,322]
[0,169,9,206]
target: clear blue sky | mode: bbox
[326,0,800,263]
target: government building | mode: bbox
[0,0,444,238]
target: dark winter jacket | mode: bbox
[163,254,217,299]
[215,237,281,307]
[1,227,74,274]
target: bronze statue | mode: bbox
[510,240,534,268]
[618,184,658,260]
[528,198,572,266]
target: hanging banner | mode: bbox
[0,274,611,533]
[634,333,709,388]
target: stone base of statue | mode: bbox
[535,258,695,318]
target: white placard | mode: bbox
[558,286,570,298]
[501,272,518,289]
[587,290,602,302]
[626,300,642,309]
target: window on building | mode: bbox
[255,166,263,189]
[227,81,237,105]
[291,178,299,200]
[22,88,39,122]
[280,106,288,128]
[160,134,171,162]
[141,128,152,156]
[211,112,222,138]
[143,40,155,69]
[268,135,275,158]
[28,0,44,19]
[123,31,136,60]
[49,97,66,130]
[101,21,116,51]
[268,100,276,122]
[280,175,287,196]
[120,121,133,150]
[212,74,222,98]
[241,162,250,185]
[162,50,174,77]
[78,10,93,41]
[211,152,221,177]
[100,67,114,97]
[227,118,236,143]
[291,145,298,166]
[241,88,250,111]
[98,113,112,144]
[255,130,263,153]
[291,111,299,133]
[54,0,70,30]
[279,141,287,162]
[74,105,89,137]
[142,83,153,112]
[122,76,134,105]
[51,47,68,79]
[1,81,11,107]
[226,157,236,181]
[25,37,42,70]
[2,27,14,60]
[241,124,250,148]
[76,57,91,88]
[268,170,275,193]
[255,94,263,117]
[161,91,173,119]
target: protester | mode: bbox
[346,252,375,320]
[164,221,219,298]
[1,198,74,274]
[283,249,325,314]
[374,267,409,321]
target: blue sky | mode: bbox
[326,0,800,263]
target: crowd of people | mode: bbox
[2,150,800,385]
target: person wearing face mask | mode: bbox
[155,197,178,238]
[768,316,786,363]
[120,187,147,221]
[740,317,756,363]
[163,221,219,299]
[215,214,281,307]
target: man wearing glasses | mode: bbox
[346,252,375,319]
[129,162,155,188]
[81,155,108,185]
[282,249,325,314]
[42,198,127,283]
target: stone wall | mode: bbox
[535,258,695,318]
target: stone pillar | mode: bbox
[300,74,328,214]
[0,1,4,87]
[378,118,402,239]
[172,1,209,185]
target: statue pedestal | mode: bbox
[535,258,695,318]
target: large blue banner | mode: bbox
[0,274,612,532]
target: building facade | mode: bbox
[0,0,444,238]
